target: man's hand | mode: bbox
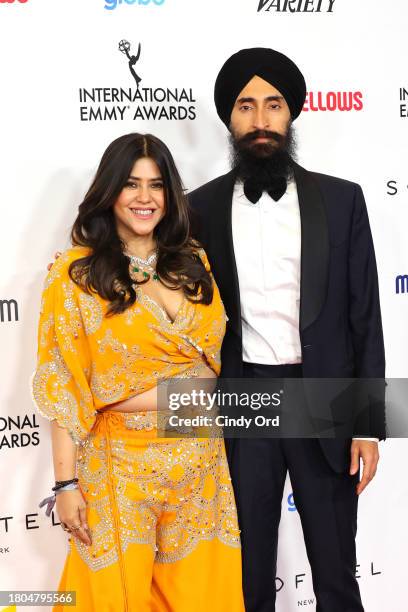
[350,440,379,495]
[47,251,61,271]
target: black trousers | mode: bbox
[225,362,364,612]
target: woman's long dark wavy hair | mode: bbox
[68,133,213,316]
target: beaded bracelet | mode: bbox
[55,477,78,485]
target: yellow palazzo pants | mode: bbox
[54,410,245,612]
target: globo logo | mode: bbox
[287,493,297,512]
[104,0,165,10]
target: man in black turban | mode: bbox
[189,47,385,612]
[214,47,306,127]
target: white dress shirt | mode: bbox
[232,179,302,365]
[231,179,378,443]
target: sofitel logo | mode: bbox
[78,39,196,122]
[386,180,407,196]
[257,0,336,13]
[274,562,381,594]
[0,511,61,533]
[105,0,165,10]
[303,91,363,112]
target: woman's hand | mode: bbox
[56,488,92,546]
[50,421,89,542]
[47,251,61,271]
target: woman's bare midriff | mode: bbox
[99,361,217,413]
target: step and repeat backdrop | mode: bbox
[0,0,407,610]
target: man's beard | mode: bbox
[229,123,297,187]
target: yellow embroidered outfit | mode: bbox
[31,246,244,612]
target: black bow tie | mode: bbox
[243,176,287,204]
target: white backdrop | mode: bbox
[0,0,407,610]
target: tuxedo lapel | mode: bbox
[210,171,242,339]
[293,163,329,332]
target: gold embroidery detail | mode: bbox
[31,344,93,446]
[91,329,141,403]
[75,418,240,571]
[135,286,193,332]
[124,305,142,325]
[43,251,74,290]
[39,313,54,348]
[79,292,103,335]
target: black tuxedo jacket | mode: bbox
[189,163,386,472]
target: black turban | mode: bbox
[214,47,307,128]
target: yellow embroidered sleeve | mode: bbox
[31,253,95,445]
[196,247,212,272]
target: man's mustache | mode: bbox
[237,130,285,146]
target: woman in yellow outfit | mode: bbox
[31,133,245,611]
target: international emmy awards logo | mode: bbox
[119,39,142,89]
[78,38,197,122]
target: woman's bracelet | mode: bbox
[52,478,78,492]
[55,477,78,485]
[55,482,79,495]
[39,481,80,517]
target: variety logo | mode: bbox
[78,39,197,122]
[0,299,18,322]
[303,91,363,112]
[105,0,165,10]
[396,275,408,294]
[399,87,408,117]
[257,0,336,13]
